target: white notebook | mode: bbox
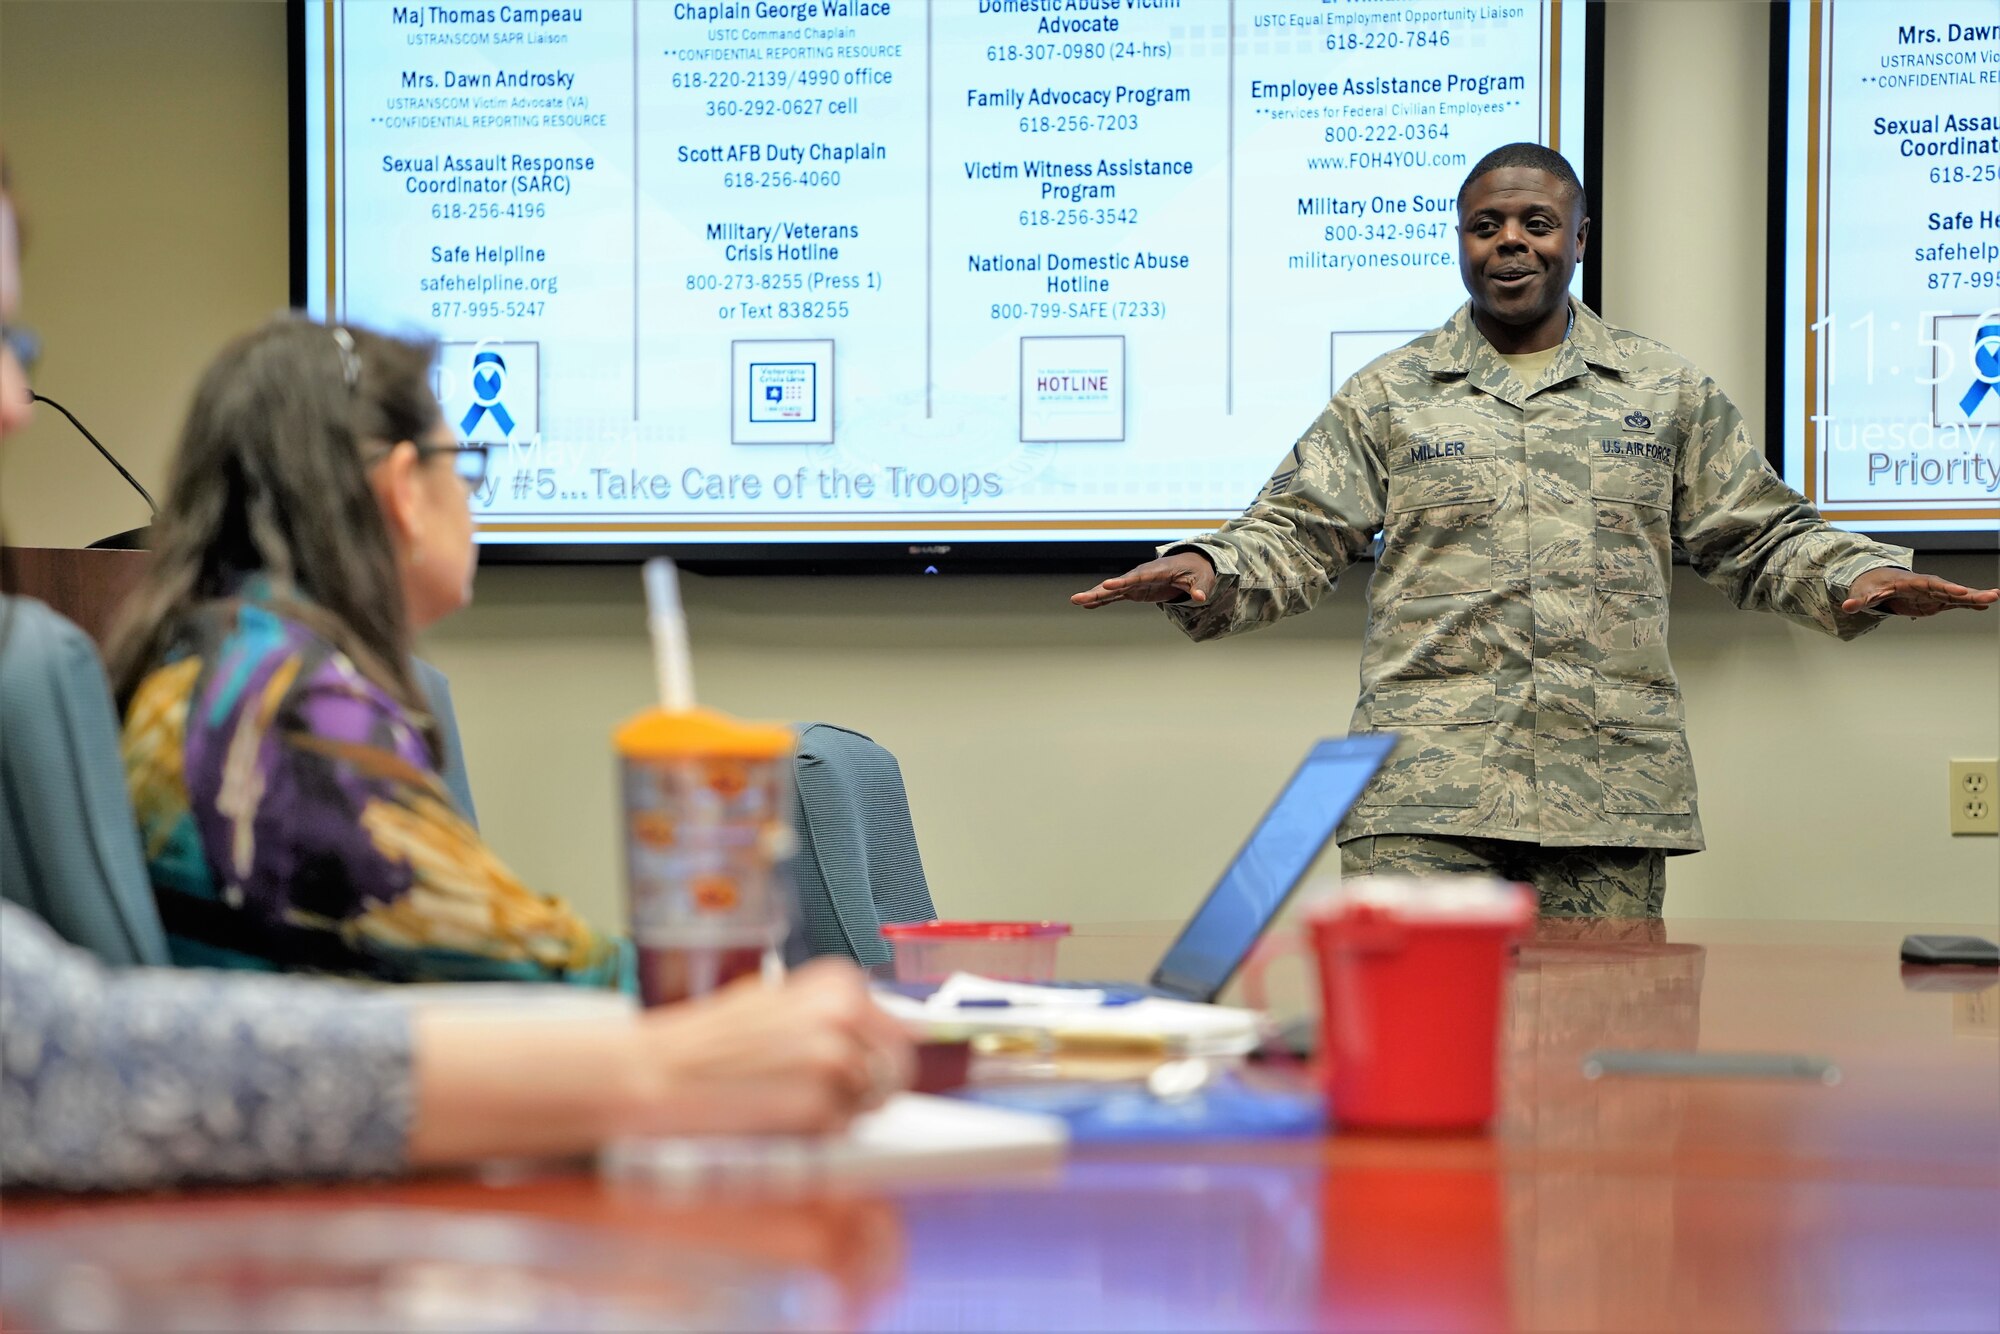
[875,976,1264,1055]
[600,1094,1067,1190]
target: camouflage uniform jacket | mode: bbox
[1165,299,1912,852]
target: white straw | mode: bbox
[643,558,696,712]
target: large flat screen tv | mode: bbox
[1768,0,2000,551]
[293,0,1603,569]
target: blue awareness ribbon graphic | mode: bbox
[1962,324,2000,418]
[459,351,515,436]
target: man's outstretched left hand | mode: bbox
[1841,567,1999,618]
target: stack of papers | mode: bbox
[876,972,1264,1057]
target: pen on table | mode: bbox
[974,1031,1179,1057]
[953,994,1141,1009]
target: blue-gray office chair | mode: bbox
[0,596,172,966]
[786,721,938,968]
[411,657,478,826]
[0,592,478,969]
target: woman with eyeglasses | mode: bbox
[1,149,911,1189]
[104,317,618,985]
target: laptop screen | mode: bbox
[1148,734,1396,1002]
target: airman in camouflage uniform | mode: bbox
[1074,145,1996,917]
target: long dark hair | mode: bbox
[106,317,442,754]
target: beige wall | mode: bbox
[0,0,290,540]
[4,1,1995,931]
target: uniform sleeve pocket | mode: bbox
[1596,683,1692,814]
[1362,678,1494,808]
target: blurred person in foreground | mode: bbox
[0,150,911,1190]
[1073,143,1996,917]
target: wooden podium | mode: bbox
[1,546,153,649]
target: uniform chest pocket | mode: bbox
[1387,437,1497,508]
[1591,442,1673,510]
[1590,443,1674,597]
[1380,439,1499,600]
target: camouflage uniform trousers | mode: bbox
[1339,835,1667,918]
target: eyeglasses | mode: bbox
[2,324,40,375]
[366,439,491,489]
[422,440,490,488]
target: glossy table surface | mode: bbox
[6,918,1997,1332]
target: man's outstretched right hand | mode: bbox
[1071,550,1218,609]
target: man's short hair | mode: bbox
[1457,143,1585,214]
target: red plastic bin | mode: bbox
[880,921,1071,984]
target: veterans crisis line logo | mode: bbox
[748,361,816,424]
[732,339,834,444]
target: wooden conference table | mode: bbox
[4,918,1997,1331]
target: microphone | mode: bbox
[27,393,156,549]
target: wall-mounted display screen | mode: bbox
[1772,0,2000,547]
[295,0,1597,563]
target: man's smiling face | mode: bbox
[1457,166,1589,336]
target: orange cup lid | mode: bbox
[614,707,794,760]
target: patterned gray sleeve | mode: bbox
[1673,376,1913,640]
[0,902,413,1190]
[1159,382,1387,643]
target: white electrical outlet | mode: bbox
[1948,760,1999,836]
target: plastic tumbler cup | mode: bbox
[1247,876,1536,1131]
[615,707,797,1007]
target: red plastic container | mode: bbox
[1307,879,1535,1130]
[880,921,1070,984]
